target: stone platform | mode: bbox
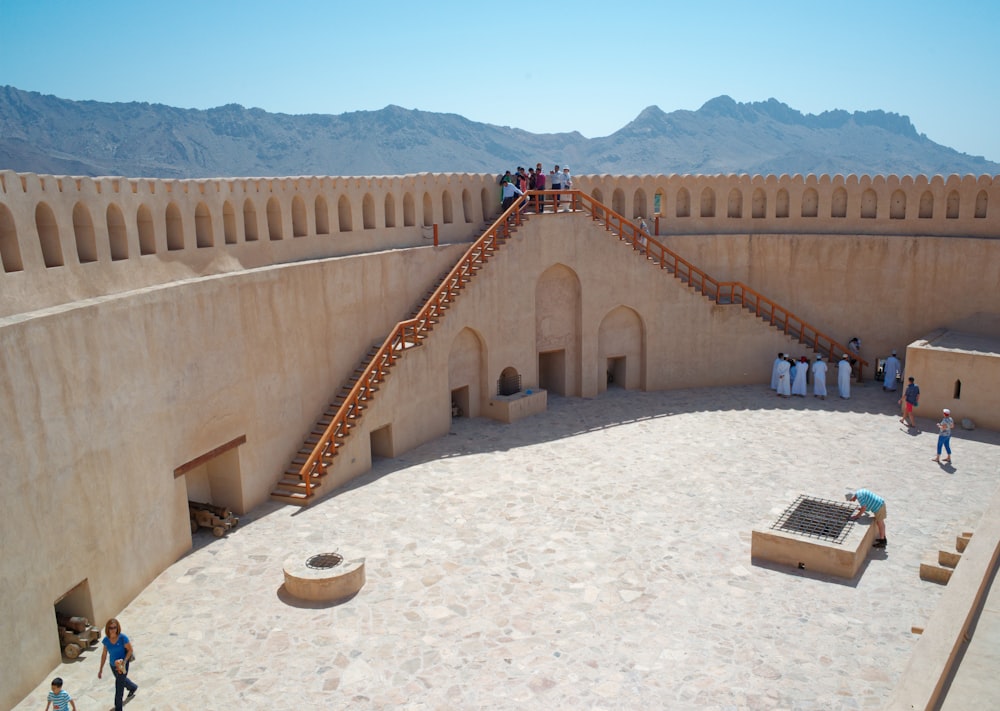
[13,383,1000,710]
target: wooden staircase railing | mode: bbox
[271,196,532,504]
[272,189,865,505]
[570,190,868,375]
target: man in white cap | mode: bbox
[882,350,901,392]
[771,353,784,391]
[837,354,852,399]
[933,408,954,463]
[846,488,887,548]
[811,354,828,399]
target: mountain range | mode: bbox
[1,85,997,179]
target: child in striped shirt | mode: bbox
[45,677,76,711]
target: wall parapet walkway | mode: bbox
[1,170,998,318]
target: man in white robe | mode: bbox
[882,350,901,391]
[812,355,828,399]
[770,352,785,390]
[776,357,791,397]
[837,354,852,399]
[791,356,808,396]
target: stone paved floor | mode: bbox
[14,383,1000,710]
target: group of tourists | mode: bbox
[770,352,853,400]
[44,617,138,711]
[498,163,572,212]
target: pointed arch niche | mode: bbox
[535,263,582,397]
[598,305,645,392]
[448,327,486,418]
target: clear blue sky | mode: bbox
[2,0,998,162]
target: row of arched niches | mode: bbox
[1,171,997,277]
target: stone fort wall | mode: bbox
[1,170,999,709]
[1,170,997,317]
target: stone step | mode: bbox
[919,559,954,584]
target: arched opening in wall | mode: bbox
[195,202,214,247]
[535,263,582,397]
[801,188,818,218]
[462,188,473,224]
[175,435,249,537]
[106,204,128,260]
[362,193,376,230]
[403,193,416,227]
[699,188,715,218]
[222,201,237,244]
[598,305,644,393]
[591,189,605,220]
[498,366,521,396]
[676,188,691,217]
[73,202,97,263]
[633,188,648,218]
[35,203,63,267]
[775,189,789,218]
[383,193,396,229]
[727,188,743,218]
[422,192,434,227]
[53,579,96,660]
[166,203,185,250]
[242,199,259,242]
[975,190,988,218]
[266,197,283,240]
[449,327,485,418]
[0,204,23,272]
[751,188,766,218]
[291,195,308,237]
[831,187,848,218]
[860,189,877,219]
[918,191,934,218]
[338,195,353,232]
[889,190,906,219]
[442,190,454,224]
[315,196,330,234]
[479,188,492,223]
[137,204,156,254]
[612,188,625,217]
[946,190,960,219]
[954,379,961,399]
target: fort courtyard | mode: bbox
[10,383,1000,709]
[2,171,999,708]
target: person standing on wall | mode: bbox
[500,179,524,213]
[899,376,919,429]
[550,165,563,211]
[933,407,954,463]
[534,162,546,212]
[837,354,852,399]
[98,617,138,710]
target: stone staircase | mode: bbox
[919,530,973,585]
[272,191,865,506]
[270,209,522,504]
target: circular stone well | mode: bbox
[283,551,366,602]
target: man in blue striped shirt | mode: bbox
[846,488,887,548]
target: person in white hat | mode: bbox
[933,408,954,463]
[845,488,887,548]
[811,354,828,399]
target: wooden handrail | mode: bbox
[289,189,866,496]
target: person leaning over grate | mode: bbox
[845,488,887,549]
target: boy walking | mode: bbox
[899,376,919,428]
[45,677,76,711]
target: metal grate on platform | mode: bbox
[771,494,856,544]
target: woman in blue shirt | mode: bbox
[98,617,138,711]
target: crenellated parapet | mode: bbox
[1,170,998,318]
[581,173,1000,237]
